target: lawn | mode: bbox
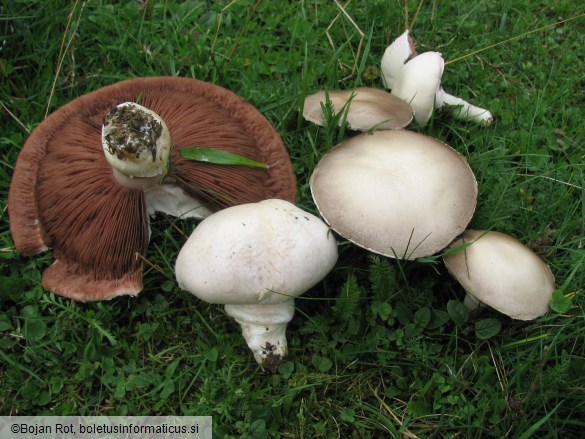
[1,0,584,437]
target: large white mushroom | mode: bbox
[175,199,338,370]
[381,30,493,126]
[443,230,556,320]
[310,130,477,260]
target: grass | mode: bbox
[1,0,584,437]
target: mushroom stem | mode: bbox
[102,102,172,188]
[111,169,161,190]
[435,88,493,125]
[224,301,295,371]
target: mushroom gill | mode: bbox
[8,77,297,301]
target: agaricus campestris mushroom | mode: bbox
[8,77,297,301]
[175,199,338,371]
[443,230,556,320]
[310,130,477,260]
[381,30,493,126]
[303,87,413,131]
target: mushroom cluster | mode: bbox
[304,129,554,320]
[303,31,492,129]
[8,29,556,370]
[301,31,554,323]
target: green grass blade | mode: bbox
[179,147,268,169]
[516,402,562,439]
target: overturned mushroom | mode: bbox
[303,87,413,131]
[443,230,555,320]
[381,30,493,126]
[8,77,297,301]
[310,130,477,260]
[175,199,338,371]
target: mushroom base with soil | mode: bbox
[224,301,295,372]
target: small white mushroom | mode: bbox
[310,130,477,260]
[443,230,556,320]
[303,87,413,131]
[390,51,445,127]
[381,30,493,126]
[175,199,338,370]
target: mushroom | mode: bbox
[381,30,493,126]
[388,51,445,126]
[175,199,338,371]
[310,130,477,260]
[8,77,297,301]
[443,230,556,320]
[303,87,413,131]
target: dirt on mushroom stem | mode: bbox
[103,104,162,162]
[260,342,284,373]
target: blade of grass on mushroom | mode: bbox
[180,147,269,169]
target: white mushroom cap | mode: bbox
[310,130,477,260]
[102,102,172,179]
[391,51,444,126]
[380,30,416,90]
[443,230,556,320]
[175,198,338,368]
[175,199,338,305]
[303,87,413,131]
